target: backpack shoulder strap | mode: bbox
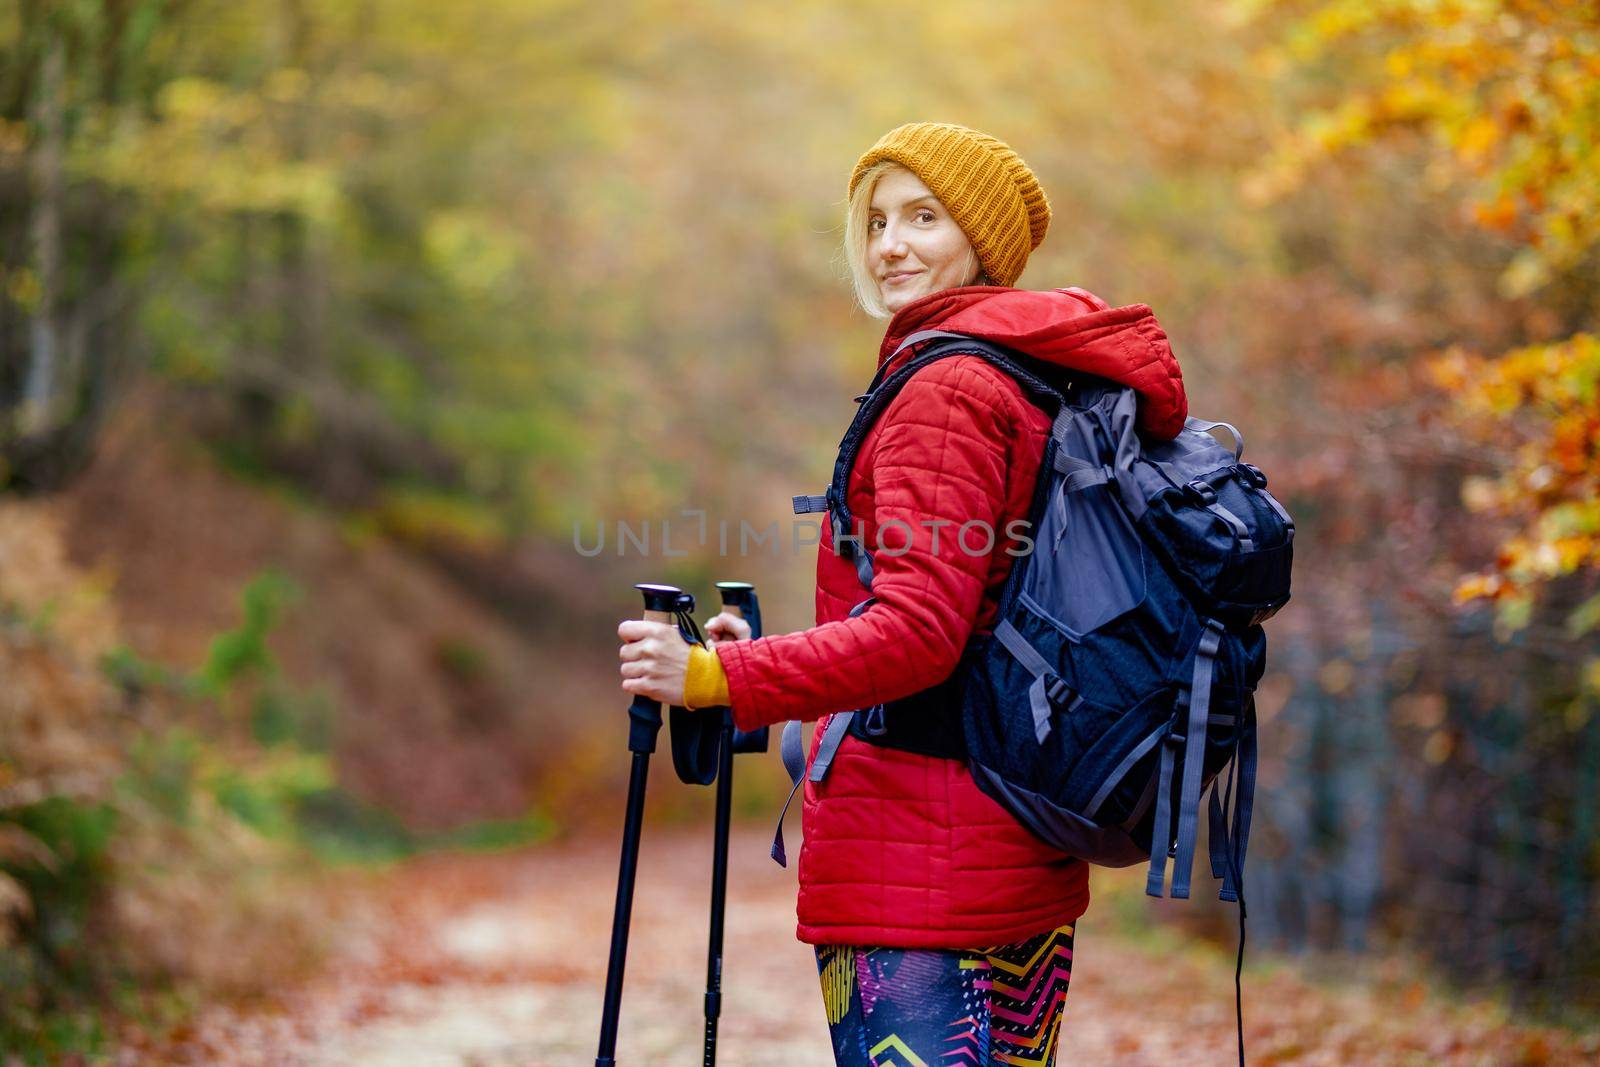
[776,337,1076,813]
[826,334,1070,580]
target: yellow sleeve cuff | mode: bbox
[684,644,732,710]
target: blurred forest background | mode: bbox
[0,0,1596,1060]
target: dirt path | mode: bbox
[135,826,1599,1066]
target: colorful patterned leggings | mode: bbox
[814,923,1074,1066]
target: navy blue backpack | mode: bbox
[779,330,1294,1063]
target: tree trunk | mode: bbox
[22,25,64,437]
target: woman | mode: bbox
[619,122,1188,1065]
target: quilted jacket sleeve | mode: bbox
[716,356,1019,732]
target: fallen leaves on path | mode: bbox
[127,826,1600,1066]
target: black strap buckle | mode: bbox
[1184,479,1218,506]
[1044,674,1074,709]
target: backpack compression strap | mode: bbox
[1146,617,1226,899]
[994,618,1084,743]
[1208,696,1257,903]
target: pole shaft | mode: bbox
[596,750,652,1066]
[702,718,735,1065]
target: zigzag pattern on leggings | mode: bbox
[815,923,1073,1066]
[980,923,1073,1066]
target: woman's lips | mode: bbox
[883,271,922,286]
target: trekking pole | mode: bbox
[596,582,691,1067]
[701,582,767,1067]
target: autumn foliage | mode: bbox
[1,0,1598,1057]
[1249,0,1600,623]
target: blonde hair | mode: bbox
[843,161,986,320]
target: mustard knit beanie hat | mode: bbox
[848,122,1051,289]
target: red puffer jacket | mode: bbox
[716,284,1188,948]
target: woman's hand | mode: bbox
[617,620,693,705]
[704,611,752,645]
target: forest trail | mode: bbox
[131,827,1599,1067]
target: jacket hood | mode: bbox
[877,285,1188,439]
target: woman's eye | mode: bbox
[917,211,935,223]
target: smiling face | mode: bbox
[867,167,983,315]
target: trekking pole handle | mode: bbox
[713,581,768,753]
[715,581,753,621]
[638,581,685,621]
[714,581,760,631]
[627,583,683,754]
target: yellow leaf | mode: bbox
[1317,658,1355,695]
[1423,730,1455,764]
[1456,114,1502,164]
[1454,573,1502,603]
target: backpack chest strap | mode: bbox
[793,492,876,590]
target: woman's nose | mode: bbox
[878,225,908,259]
